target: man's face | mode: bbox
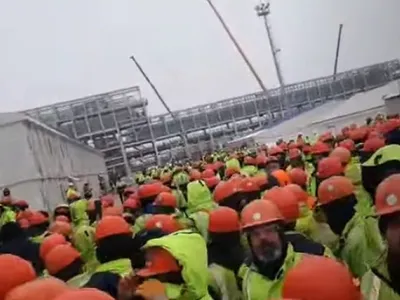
[248,223,283,263]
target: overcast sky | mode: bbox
[1,0,399,115]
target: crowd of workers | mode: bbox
[0,114,399,300]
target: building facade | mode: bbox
[0,113,107,211]
[24,59,400,175]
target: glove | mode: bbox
[135,279,168,300]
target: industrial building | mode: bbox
[0,112,107,211]
[24,59,400,175]
[236,80,400,145]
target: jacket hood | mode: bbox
[186,181,216,214]
[143,230,209,299]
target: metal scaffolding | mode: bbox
[24,59,400,175]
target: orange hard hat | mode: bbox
[283,256,361,300]
[339,139,355,152]
[28,211,49,226]
[144,214,182,234]
[330,147,351,165]
[100,195,114,208]
[52,288,114,300]
[362,137,385,152]
[189,169,202,181]
[0,254,36,300]
[239,178,260,193]
[136,247,180,278]
[269,146,284,156]
[138,182,170,199]
[375,174,400,216]
[310,142,330,155]
[14,200,29,210]
[204,176,221,189]
[5,278,69,300]
[102,206,123,217]
[154,192,177,208]
[95,216,131,241]
[244,156,257,166]
[256,154,268,166]
[48,221,72,238]
[40,233,68,260]
[288,168,307,187]
[213,180,239,203]
[225,167,240,178]
[317,157,344,179]
[241,200,284,230]
[263,187,300,222]
[271,169,291,187]
[288,148,302,160]
[202,169,215,179]
[123,197,140,210]
[285,184,309,204]
[318,176,354,205]
[54,215,70,223]
[209,207,240,233]
[44,244,81,275]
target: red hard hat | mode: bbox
[339,139,355,151]
[95,216,131,241]
[209,207,240,233]
[241,200,283,230]
[317,157,344,179]
[213,180,239,203]
[288,168,307,187]
[154,192,177,208]
[318,176,354,206]
[263,187,300,222]
[40,234,68,260]
[310,142,330,155]
[362,137,385,153]
[375,174,400,216]
[144,214,182,234]
[189,169,202,181]
[136,247,180,278]
[123,197,140,210]
[0,254,36,299]
[288,148,302,160]
[5,278,69,300]
[203,176,221,189]
[283,255,361,300]
[239,178,260,193]
[243,156,257,166]
[202,169,215,179]
[44,245,80,275]
[269,146,284,156]
[138,182,170,199]
[330,147,351,165]
[285,184,309,205]
[225,167,240,178]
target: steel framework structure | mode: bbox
[24,59,400,175]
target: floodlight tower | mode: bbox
[255,2,284,87]
[255,2,288,116]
